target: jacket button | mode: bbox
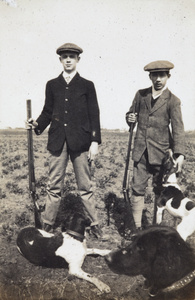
[65,98,68,101]
[64,124,67,126]
[65,111,68,114]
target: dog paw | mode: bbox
[98,283,111,293]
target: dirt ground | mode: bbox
[0,129,195,300]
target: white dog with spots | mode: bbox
[17,213,111,293]
[156,150,195,241]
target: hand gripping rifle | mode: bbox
[26,99,42,228]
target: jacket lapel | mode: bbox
[68,72,80,86]
[144,88,152,112]
[58,73,66,86]
[150,88,170,114]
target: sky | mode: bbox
[0,0,195,131]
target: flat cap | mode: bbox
[144,60,174,72]
[56,43,83,55]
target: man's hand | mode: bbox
[175,155,184,173]
[88,142,98,164]
[25,118,38,129]
[126,112,137,126]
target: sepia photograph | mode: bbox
[0,0,195,299]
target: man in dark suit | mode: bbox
[126,60,185,230]
[28,43,105,239]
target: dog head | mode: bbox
[61,213,91,236]
[156,185,184,208]
[161,149,178,184]
[105,226,195,295]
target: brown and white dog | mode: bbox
[105,226,195,299]
[156,149,195,241]
[17,213,111,293]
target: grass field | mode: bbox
[0,129,195,300]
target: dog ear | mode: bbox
[151,253,181,293]
[151,233,184,289]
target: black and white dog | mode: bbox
[156,149,195,241]
[17,213,111,293]
[105,226,195,299]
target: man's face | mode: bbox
[149,71,170,91]
[60,52,80,73]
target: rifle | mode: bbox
[26,99,42,228]
[122,112,137,233]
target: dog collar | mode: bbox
[66,229,85,241]
[162,269,195,293]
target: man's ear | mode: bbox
[59,56,62,63]
[149,73,152,80]
[168,73,171,79]
[77,56,80,62]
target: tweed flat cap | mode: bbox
[56,43,83,55]
[144,60,174,72]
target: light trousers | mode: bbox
[42,142,98,226]
[131,150,162,227]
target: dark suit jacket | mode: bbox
[128,87,185,165]
[35,73,101,153]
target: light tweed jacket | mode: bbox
[128,87,185,165]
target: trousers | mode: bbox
[132,150,162,196]
[131,150,162,227]
[42,141,98,226]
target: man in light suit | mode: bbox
[28,43,106,239]
[126,60,185,229]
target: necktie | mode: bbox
[66,76,71,84]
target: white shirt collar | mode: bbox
[63,70,77,81]
[152,85,167,99]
